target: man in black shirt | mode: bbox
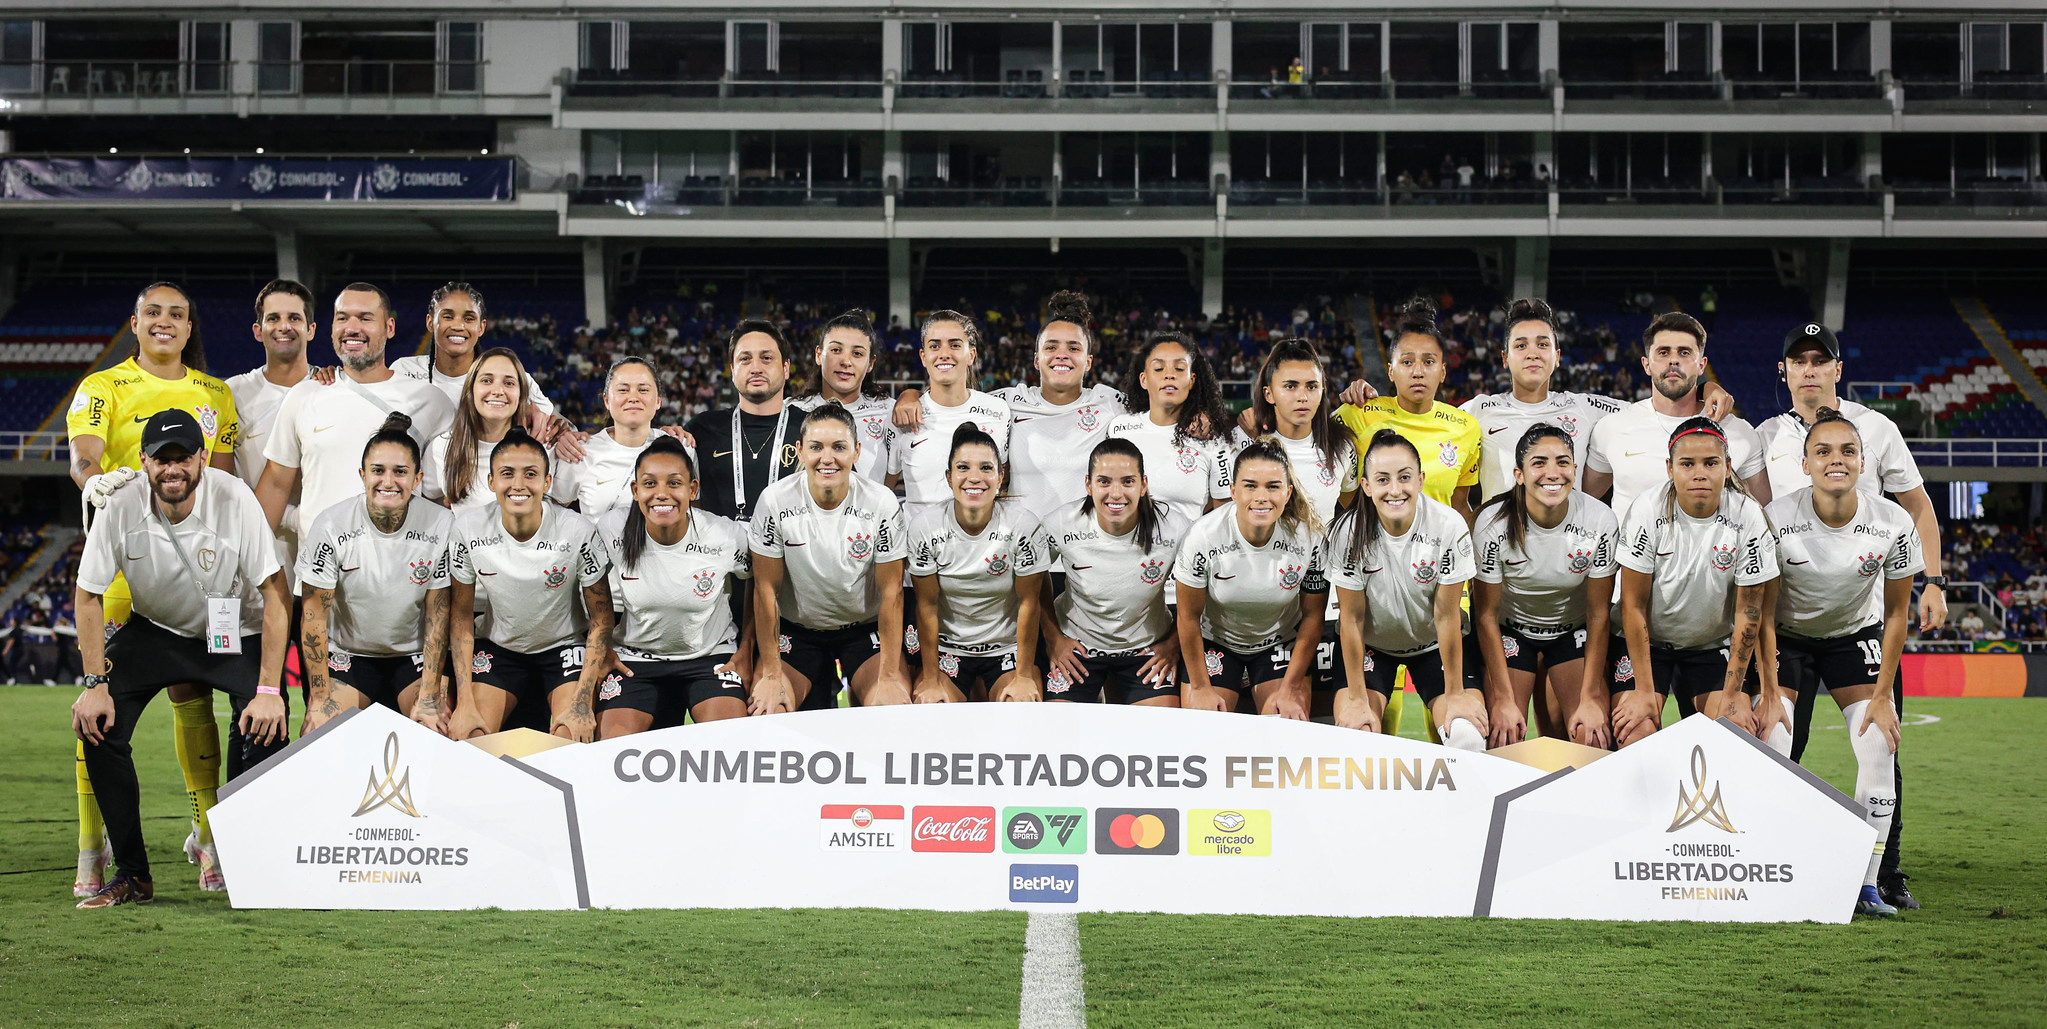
[686,320,806,521]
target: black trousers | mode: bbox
[1788,665,1905,878]
[82,617,268,881]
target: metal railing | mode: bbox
[564,71,878,99]
[1899,77,2047,102]
[1,59,230,98]
[1848,382,1921,401]
[1906,437,2047,468]
[286,59,482,98]
[0,431,67,463]
[1,59,484,98]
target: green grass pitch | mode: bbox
[0,686,2041,1029]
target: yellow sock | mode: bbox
[76,740,105,853]
[170,696,221,845]
[1383,680,1405,737]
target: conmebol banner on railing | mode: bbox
[1,157,514,201]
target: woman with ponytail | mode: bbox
[592,435,752,735]
[1332,296,1481,521]
[424,347,544,514]
[905,424,1048,703]
[1327,429,1487,749]
[1173,439,1328,718]
[1761,407,1920,917]
[1471,425,1620,749]
[298,412,455,734]
[447,427,613,743]
[1611,416,1779,748]
[1036,438,1193,705]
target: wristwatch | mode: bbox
[81,673,110,689]
[1922,576,1948,588]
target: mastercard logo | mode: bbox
[1093,808,1180,856]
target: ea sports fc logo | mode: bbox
[1094,808,1180,855]
[847,533,873,560]
[1856,552,1883,578]
[1709,544,1736,572]
[1139,558,1165,585]
[543,565,569,589]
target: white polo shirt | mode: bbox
[1758,401,1923,501]
[77,471,282,637]
[262,372,457,539]
[1585,399,1766,519]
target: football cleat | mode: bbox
[72,843,112,898]
[76,873,154,909]
[1855,885,1899,917]
[1878,874,1919,911]
[185,834,226,892]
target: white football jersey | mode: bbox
[1172,503,1328,653]
[1616,489,1778,652]
[1758,401,1924,501]
[789,393,895,483]
[1039,499,1192,653]
[390,353,555,416]
[1461,390,1627,503]
[597,507,751,661]
[1273,429,1356,529]
[547,428,654,518]
[1326,494,1475,657]
[423,432,556,516]
[450,502,608,654]
[1104,414,1244,518]
[1473,491,1619,638]
[886,390,1012,508]
[263,373,457,539]
[993,383,1122,519]
[296,497,454,657]
[749,473,907,631]
[906,498,1047,656]
[1585,399,1767,519]
[1766,488,1923,642]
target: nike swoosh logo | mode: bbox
[313,425,335,433]
[712,451,732,458]
[340,566,360,573]
[621,575,641,580]
[1503,559,1526,566]
[1068,564,1092,570]
[784,541,807,547]
[1214,574,1236,580]
[1656,550,1674,557]
[1014,417,1035,424]
[1362,567,1382,574]
[595,478,614,486]
[1623,450,1645,457]
[478,570,498,575]
[1785,559,1810,565]
[133,415,152,424]
[1488,426,1509,434]
[911,438,929,448]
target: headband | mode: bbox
[1668,424,1726,452]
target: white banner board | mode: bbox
[211,705,587,911]
[1477,714,1875,924]
[523,703,1546,916]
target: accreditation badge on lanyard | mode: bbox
[157,506,243,654]
[730,405,792,522]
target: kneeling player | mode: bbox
[907,425,1046,702]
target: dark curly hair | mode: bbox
[1119,330,1231,448]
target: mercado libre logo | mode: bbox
[1001,807,1087,855]
[353,732,421,818]
[1094,808,1180,855]
[1188,809,1272,857]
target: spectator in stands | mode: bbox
[1957,609,1986,636]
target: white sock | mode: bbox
[1763,694,1794,758]
[1842,699,1897,888]
[1442,718,1486,753]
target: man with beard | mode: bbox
[1583,312,1771,519]
[71,410,291,908]
[684,320,805,521]
[256,283,457,541]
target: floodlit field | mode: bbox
[1,687,2041,1029]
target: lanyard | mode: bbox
[153,501,229,600]
[730,405,790,520]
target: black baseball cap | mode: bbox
[1783,322,1841,362]
[140,409,205,458]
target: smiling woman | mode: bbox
[422,347,540,515]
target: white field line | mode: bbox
[1019,911,1087,1029]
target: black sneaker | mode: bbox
[1878,873,1919,911]
[75,873,154,909]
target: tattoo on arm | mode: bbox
[417,588,451,711]
[303,588,341,718]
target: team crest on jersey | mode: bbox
[1175,447,1200,473]
[471,651,493,674]
[1360,651,1375,672]
[1077,406,1101,431]
[1045,667,1071,694]
[777,634,793,654]
[938,653,960,677]
[192,403,219,440]
[985,553,1009,576]
[1613,655,1634,682]
[543,565,569,589]
[1555,415,1579,438]
[1567,549,1593,574]
[597,675,622,701]
[1500,634,1521,659]
[1316,459,1337,486]
[328,651,353,672]
[1139,558,1165,585]
[1709,544,1736,572]
[904,624,919,654]
[692,569,718,597]
[1279,564,1303,590]
[1856,552,1883,577]
[1438,441,1461,468]
[1205,650,1224,676]
[1412,558,1438,585]
[408,559,434,586]
[861,416,886,440]
[847,533,873,560]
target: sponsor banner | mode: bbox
[1479,714,1874,924]
[1,157,514,202]
[209,705,584,910]
[525,703,1546,915]
[1901,652,2036,698]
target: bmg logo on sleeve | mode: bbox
[1008,863,1079,903]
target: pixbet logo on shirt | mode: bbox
[819,804,906,852]
[910,806,996,852]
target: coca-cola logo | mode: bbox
[910,806,996,852]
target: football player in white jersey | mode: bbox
[1461,298,1733,504]
[297,413,454,733]
[1761,323,1940,910]
[750,404,912,711]
[1038,439,1192,705]
[1326,430,1488,750]
[907,425,1047,703]
[447,429,612,742]
[1173,440,1328,719]
[1613,418,1780,747]
[790,310,896,482]
[1584,312,1771,519]
[1761,409,1919,916]
[886,310,1012,511]
[552,357,666,518]
[1106,331,1244,517]
[1471,425,1621,748]
[389,282,556,419]
[424,348,547,515]
[594,435,752,734]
